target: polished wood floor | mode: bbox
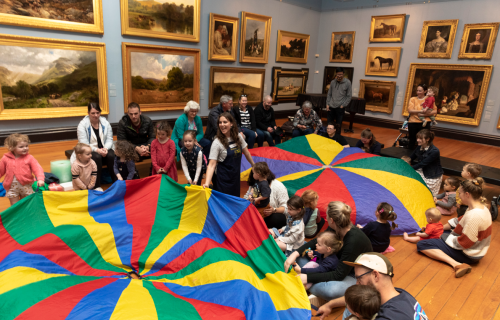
[1,121,499,319]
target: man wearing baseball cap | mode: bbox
[316,252,428,320]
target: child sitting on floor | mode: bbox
[434,176,460,216]
[269,195,305,256]
[301,189,325,238]
[357,202,398,253]
[344,285,381,320]
[249,162,272,217]
[114,141,140,181]
[71,143,97,191]
[457,163,482,217]
[403,207,443,243]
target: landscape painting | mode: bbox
[122,43,200,112]
[330,31,355,63]
[239,12,271,63]
[271,67,308,103]
[277,77,303,96]
[370,14,406,43]
[209,66,265,108]
[276,30,309,64]
[323,66,354,94]
[121,0,200,42]
[365,47,401,77]
[458,23,499,59]
[359,79,396,114]
[208,13,238,61]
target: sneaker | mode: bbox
[422,120,428,127]
[95,187,104,192]
[431,120,438,126]
[309,294,327,309]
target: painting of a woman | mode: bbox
[424,29,448,53]
[467,31,485,53]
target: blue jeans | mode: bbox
[260,129,281,146]
[342,308,352,320]
[241,127,263,149]
[292,128,314,138]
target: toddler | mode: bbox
[403,207,443,243]
[151,120,178,181]
[401,155,411,165]
[344,285,381,320]
[418,86,438,126]
[301,190,325,238]
[434,176,460,216]
[0,133,44,205]
[249,162,272,216]
[71,143,97,190]
[357,202,398,253]
[457,162,482,217]
[114,141,140,181]
[180,130,206,185]
[270,195,305,256]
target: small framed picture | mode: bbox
[359,80,396,114]
[418,20,459,59]
[330,31,355,63]
[239,12,272,64]
[458,23,499,60]
[365,47,402,77]
[369,14,406,43]
[208,13,239,62]
[276,30,310,64]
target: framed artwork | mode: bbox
[271,67,309,103]
[208,13,239,61]
[120,0,200,42]
[458,23,499,59]
[122,43,200,113]
[418,20,459,59]
[498,114,500,129]
[322,67,354,94]
[369,14,406,43]
[276,30,310,64]
[365,47,402,77]
[403,63,493,126]
[359,80,396,114]
[0,0,103,34]
[239,12,272,64]
[0,34,108,121]
[209,66,265,108]
[330,31,355,63]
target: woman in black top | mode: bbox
[410,129,443,196]
[322,123,349,148]
[355,128,381,155]
[232,95,263,149]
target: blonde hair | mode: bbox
[301,189,318,209]
[461,177,486,203]
[317,231,343,253]
[376,202,398,230]
[4,133,30,150]
[327,201,352,229]
[425,207,441,222]
[464,163,482,179]
[73,142,92,155]
[428,86,439,95]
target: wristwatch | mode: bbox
[273,207,277,213]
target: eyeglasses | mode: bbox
[355,270,373,281]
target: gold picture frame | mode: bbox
[365,47,401,77]
[271,67,309,103]
[276,30,310,64]
[418,20,459,59]
[359,79,396,114]
[120,0,200,42]
[330,31,355,63]
[239,12,272,64]
[208,13,239,61]
[122,43,200,113]
[0,34,108,121]
[369,14,406,43]
[0,0,103,34]
[497,114,500,130]
[402,63,493,126]
[458,23,499,60]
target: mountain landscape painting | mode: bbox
[0,0,95,24]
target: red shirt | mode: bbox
[420,222,444,240]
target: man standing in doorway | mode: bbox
[326,67,352,130]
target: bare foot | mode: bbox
[403,232,409,241]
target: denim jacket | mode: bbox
[410,144,443,179]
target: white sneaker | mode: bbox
[431,120,438,126]
[95,187,104,192]
[422,120,428,127]
[309,294,327,309]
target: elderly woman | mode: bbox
[410,129,443,196]
[407,84,437,149]
[172,100,211,160]
[292,101,323,138]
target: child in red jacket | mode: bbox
[0,134,44,206]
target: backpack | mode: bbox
[281,121,294,134]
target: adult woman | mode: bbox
[71,102,116,189]
[407,84,437,149]
[204,112,255,197]
[355,128,381,155]
[467,32,484,53]
[410,129,443,196]
[284,201,372,301]
[232,95,263,149]
[417,178,491,278]
[322,123,350,148]
[292,101,322,138]
[424,29,448,53]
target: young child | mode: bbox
[114,140,140,181]
[344,285,381,320]
[0,133,44,205]
[457,163,482,217]
[434,176,460,216]
[249,162,272,216]
[151,120,178,182]
[71,143,97,191]
[180,130,206,186]
[293,231,342,289]
[401,155,412,165]
[301,190,325,238]
[357,202,398,253]
[270,195,305,256]
[403,207,443,243]
[419,86,438,126]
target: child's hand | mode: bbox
[356,224,363,229]
[307,250,314,258]
[433,197,438,203]
[279,228,284,234]
[293,264,301,274]
[187,179,193,184]
[37,181,45,187]
[117,175,123,181]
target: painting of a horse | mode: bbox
[374,56,393,70]
[371,91,383,102]
[380,23,397,35]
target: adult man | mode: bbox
[254,95,281,146]
[213,25,230,55]
[326,67,352,128]
[317,253,428,320]
[117,102,155,158]
[204,95,237,142]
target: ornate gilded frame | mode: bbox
[418,19,459,59]
[0,34,108,121]
[369,14,406,43]
[365,47,401,77]
[120,0,200,42]
[122,43,200,113]
[329,31,355,63]
[208,13,239,61]
[276,30,310,64]
[271,67,309,103]
[458,23,499,59]
[239,12,272,64]
[497,114,500,130]
[402,63,493,126]
[359,79,396,114]
[0,0,103,34]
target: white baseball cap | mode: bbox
[344,252,394,277]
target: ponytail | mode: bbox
[327,201,352,229]
[377,202,398,230]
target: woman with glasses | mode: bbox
[232,94,264,149]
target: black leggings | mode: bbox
[92,150,117,187]
[264,212,287,229]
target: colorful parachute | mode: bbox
[241,135,434,235]
[0,175,310,320]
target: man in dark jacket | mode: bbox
[204,95,237,141]
[254,95,281,146]
[117,102,155,158]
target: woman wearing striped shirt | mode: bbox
[233,94,263,149]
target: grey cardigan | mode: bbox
[327,78,352,109]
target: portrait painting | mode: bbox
[458,23,499,59]
[122,43,200,112]
[322,66,354,94]
[276,30,309,64]
[403,63,493,126]
[0,0,103,34]
[359,79,396,114]
[208,13,238,61]
[365,47,401,77]
[120,0,200,42]
[330,31,355,63]
[0,34,108,121]
[369,14,406,43]
[418,20,458,59]
[271,67,308,103]
[209,66,265,108]
[239,12,272,64]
